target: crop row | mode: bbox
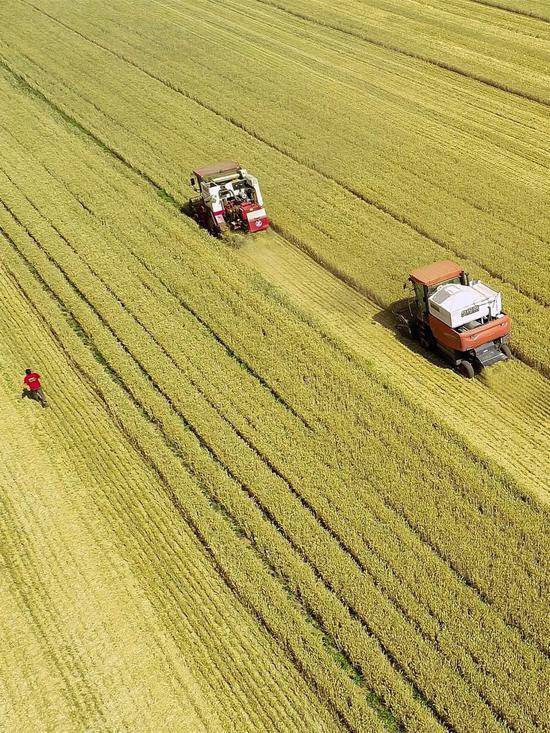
[44,131,550,502]
[473,0,550,19]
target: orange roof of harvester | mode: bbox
[193,161,241,179]
[409,260,464,286]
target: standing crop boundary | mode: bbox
[2,87,548,732]
[2,48,549,550]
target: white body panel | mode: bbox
[199,167,263,213]
[428,281,503,329]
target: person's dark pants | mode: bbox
[22,388,48,407]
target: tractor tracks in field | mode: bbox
[6,163,546,728]
[2,11,548,728]
[10,1,550,314]
[0,222,518,733]
[0,65,312,433]
[267,219,550,449]
[0,512,108,726]
[10,170,548,642]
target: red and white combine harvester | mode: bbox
[188,161,270,235]
[398,260,511,378]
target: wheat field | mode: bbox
[0,1,548,732]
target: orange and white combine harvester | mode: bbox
[188,161,270,236]
[399,260,512,378]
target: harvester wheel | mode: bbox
[457,360,475,379]
[419,329,435,352]
[408,320,419,340]
[395,315,412,337]
[501,344,512,359]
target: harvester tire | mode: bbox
[408,320,419,340]
[419,329,436,352]
[501,344,512,359]
[457,360,475,379]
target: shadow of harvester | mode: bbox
[372,297,453,372]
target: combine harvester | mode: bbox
[188,161,270,236]
[397,260,511,378]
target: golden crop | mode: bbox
[0,2,549,732]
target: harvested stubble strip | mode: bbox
[0,235,390,733]
[0,16,549,371]
[39,130,550,465]
[137,240,548,636]
[0,169,544,728]
[471,0,550,20]
[5,5,548,696]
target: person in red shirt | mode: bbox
[22,369,48,408]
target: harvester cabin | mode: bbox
[409,261,466,312]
